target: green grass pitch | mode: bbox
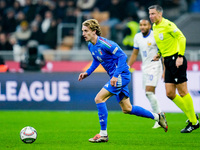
[0,111,199,150]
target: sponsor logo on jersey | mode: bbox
[112,47,118,54]
[97,56,103,62]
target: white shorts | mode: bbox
[142,65,162,88]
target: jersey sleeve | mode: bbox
[85,57,100,76]
[86,43,100,76]
[105,43,128,78]
[167,21,186,56]
[133,34,139,50]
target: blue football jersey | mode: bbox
[86,36,129,78]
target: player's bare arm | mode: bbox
[78,72,88,81]
[128,49,139,67]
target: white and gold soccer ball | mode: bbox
[20,126,37,143]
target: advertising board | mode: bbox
[133,71,200,112]
[0,73,132,110]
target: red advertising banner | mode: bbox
[5,61,200,72]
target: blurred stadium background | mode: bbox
[0,0,200,111]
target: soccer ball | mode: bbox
[20,126,37,143]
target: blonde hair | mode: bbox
[82,19,101,36]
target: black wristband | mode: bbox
[178,55,183,57]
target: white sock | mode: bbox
[152,113,159,122]
[146,92,161,113]
[99,130,107,136]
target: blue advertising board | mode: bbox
[0,73,132,110]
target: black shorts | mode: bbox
[164,53,187,84]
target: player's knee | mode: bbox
[119,99,132,114]
[166,92,175,100]
[122,107,132,114]
[178,91,188,97]
[146,91,153,97]
[94,97,103,104]
[122,109,130,114]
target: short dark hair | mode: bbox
[148,5,163,13]
[139,19,151,24]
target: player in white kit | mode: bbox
[128,19,163,128]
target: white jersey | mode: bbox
[134,30,163,87]
[134,30,162,72]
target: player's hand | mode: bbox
[152,54,161,61]
[176,57,183,68]
[110,76,118,87]
[78,72,88,81]
[129,67,135,73]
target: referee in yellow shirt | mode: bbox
[149,5,199,133]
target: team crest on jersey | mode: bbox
[98,48,103,55]
[147,41,152,46]
[159,33,164,40]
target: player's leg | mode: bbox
[166,82,186,108]
[176,82,197,124]
[119,96,155,118]
[119,96,168,132]
[166,82,199,133]
[146,86,161,113]
[90,73,130,142]
[166,83,189,117]
[164,55,192,124]
[144,67,162,128]
[117,74,154,118]
[176,82,199,133]
[95,88,113,135]
[89,88,112,143]
[144,65,162,115]
[146,86,161,128]
[164,54,188,112]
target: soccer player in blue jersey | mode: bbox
[78,19,168,143]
